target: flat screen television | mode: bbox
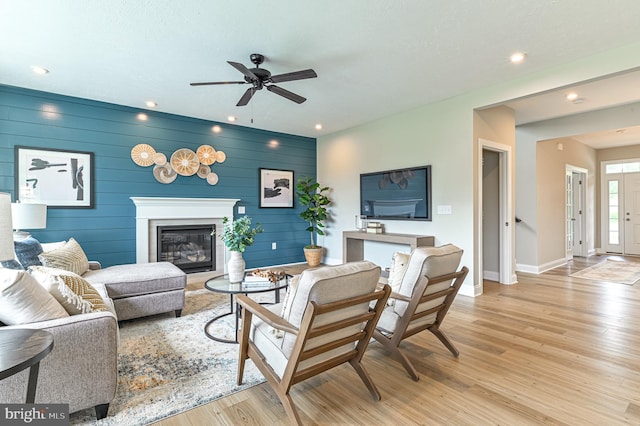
[360,165,431,221]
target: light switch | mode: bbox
[238,206,245,214]
[437,205,452,215]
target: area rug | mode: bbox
[69,286,274,425]
[569,259,640,284]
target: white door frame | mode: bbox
[565,165,588,259]
[478,138,516,287]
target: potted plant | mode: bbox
[216,216,264,283]
[296,176,331,267]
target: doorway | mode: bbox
[565,165,588,261]
[478,138,516,289]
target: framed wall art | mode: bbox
[15,146,95,208]
[259,168,294,208]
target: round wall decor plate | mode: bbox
[153,163,177,184]
[197,164,211,178]
[215,150,226,163]
[206,172,219,185]
[131,144,156,167]
[170,148,199,176]
[196,145,217,165]
[153,152,167,166]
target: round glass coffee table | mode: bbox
[204,274,291,343]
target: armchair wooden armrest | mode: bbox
[388,292,411,302]
[236,294,299,335]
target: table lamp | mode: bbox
[11,202,47,240]
[0,193,16,261]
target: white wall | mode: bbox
[317,41,640,296]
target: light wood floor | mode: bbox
[154,256,640,425]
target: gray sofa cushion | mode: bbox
[83,262,186,299]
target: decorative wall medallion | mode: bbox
[196,145,216,165]
[206,172,219,185]
[131,144,156,167]
[153,163,177,184]
[170,148,199,176]
[215,151,226,163]
[153,152,167,166]
[197,164,211,178]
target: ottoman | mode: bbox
[83,262,187,321]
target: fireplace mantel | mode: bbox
[131,197,239,264]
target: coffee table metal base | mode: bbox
[205,294,239,344]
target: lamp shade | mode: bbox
[11,203,47,230]
[0,193,15,261]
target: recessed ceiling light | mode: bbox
[510,52,526,64]
[227,116,236,122]
[572,98,585,105]
[137,113,148,121]
[32,66,49,75]
[211,125,221,133]
[145,101,157,108]
[315,123,323,130]
[566,93,579,101]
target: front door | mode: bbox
[623,172,640,255]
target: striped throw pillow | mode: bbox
[38,238,90,276]
[29,265,107,315]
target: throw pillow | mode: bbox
[388,251,411,294]
[0,259,24,270]
[38,237,90,276]
[0,269,69,325]
[270,275,301,338]
[14,236,43,268]
[29,265,107,315]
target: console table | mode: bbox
[343,231,435,262]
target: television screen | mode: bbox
[360,165,431,221]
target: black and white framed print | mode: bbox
[15,146,94,208]
[259,168,294,208]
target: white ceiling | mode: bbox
[2,1,640,140]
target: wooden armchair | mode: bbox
[373,244,468,381]
[236,261,391,425]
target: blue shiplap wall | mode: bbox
[0,85,316,268]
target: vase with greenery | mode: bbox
[215,216,264,283]
[296,176,331,266]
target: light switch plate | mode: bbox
[437,205,452,215]
[238,206,245,214]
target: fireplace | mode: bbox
[130,197,239,276]
[157,224,216,273]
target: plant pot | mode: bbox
[227,251,245,283]
[303,247,323,267]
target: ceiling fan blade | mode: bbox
[190,81,246,86]
[228,61,258,81]
[269,69,317,83]
[236,87,256,106]
[266,85,307,104]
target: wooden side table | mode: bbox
[0,329,54,403]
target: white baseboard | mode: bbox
[516,257,566,274]
[483,270,500,281]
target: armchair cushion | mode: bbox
[38,237,90,276]
[0,269,69,325]
[29,265,108,315]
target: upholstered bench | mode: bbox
[83,262,186,321]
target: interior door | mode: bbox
[566,171,574,261]
[572,172,585,256]
[623,172,640,255]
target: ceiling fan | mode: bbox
[190,53,317,106]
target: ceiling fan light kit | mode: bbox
[190,53,317,107]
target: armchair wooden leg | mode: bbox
[237,310,252,386]
[279,392,303,426]
[373,330,420,381]
[430,327,459,357]
[349,359,381,400]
